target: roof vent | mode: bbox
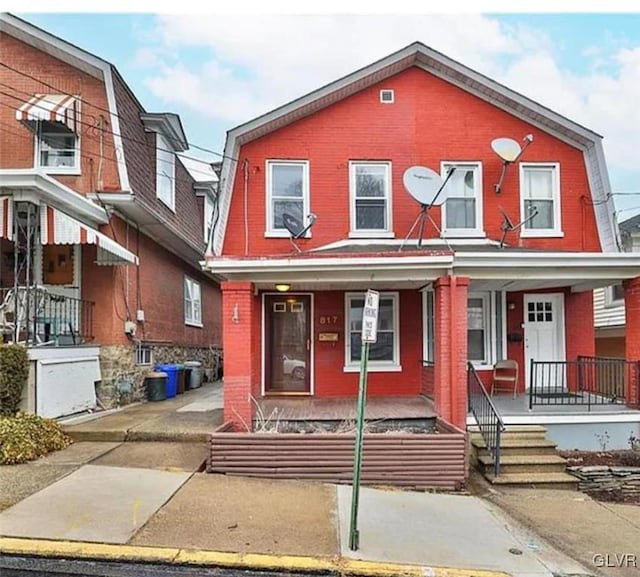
[380,89,394,104]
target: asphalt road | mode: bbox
[0,555,333,577]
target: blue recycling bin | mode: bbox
[155,363,178,398]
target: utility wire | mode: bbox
[0,61,236,161]
[0,86,228,179]
[0,118,216,191]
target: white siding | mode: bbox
[594,287,625,328]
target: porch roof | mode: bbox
[203,248,640,292]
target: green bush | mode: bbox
[0,412,73,465]
[0,344,30,417]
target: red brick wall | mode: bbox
[222,66,601,256]
[82,215,221,347]
[421,364,434,397]
[565,291,595,362]
[310,290,422,397]
[0,34,121,193]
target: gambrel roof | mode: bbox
[213,41,619,256]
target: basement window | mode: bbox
[136,343,153,366]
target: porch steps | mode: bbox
[470,425,578,490]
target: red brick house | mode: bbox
[0,13,221,418]
[205,41,640,448]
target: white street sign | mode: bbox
[361,289,380,343]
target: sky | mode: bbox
[5,4,640,221]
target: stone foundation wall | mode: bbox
[97,343,222,409]
[568,466,640,497]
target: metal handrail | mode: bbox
[468,362,505,476]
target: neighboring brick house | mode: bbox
[204,41,640,435]
[594,215,640,358]
[0,13,221,417]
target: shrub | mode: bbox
[0,412,73,465]
[0,344,30,417]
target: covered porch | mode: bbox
[0,170,138,347]
[207,242,640,432]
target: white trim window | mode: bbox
[441,162,483,236]
[605,283,624,307]
[266,160,310,237]
[156,133,175,210]
[349,162,393,237]
[36,121,80,173]
[184,276,202,327]
[345,292,400,372]
[423,289,505,368]
[520,163,562,237]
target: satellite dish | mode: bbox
[403,166,446,206]
[491,134,535,193]
[498,205,539,248]
[400,165,456,250]
[491,138,522,163]
[282,212,316,252]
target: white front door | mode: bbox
[524,293,565,390]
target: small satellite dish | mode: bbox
[498,205,539,248]
[491,134,535,193]
[282,212,316,252]
[403,166,446,207]
[491,138,522,163]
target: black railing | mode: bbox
[529,357,640,410]
[0,286,94,346]
[468,362,505,476]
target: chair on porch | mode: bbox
[491,359,519,398]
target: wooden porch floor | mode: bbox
[257,395,437,421]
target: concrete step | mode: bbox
[484,471,579,490]
[472,437,558,456]
[477,454,568,475]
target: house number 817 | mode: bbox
[319,315,339,325]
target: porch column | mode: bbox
[222,281,258,430]
[623,277,640,408]
[565,291,595,361]
[433,276,469,429]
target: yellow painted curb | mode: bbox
[0,537,512,577]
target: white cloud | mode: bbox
[136,14,640,179]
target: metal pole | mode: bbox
[26,204,32,344]
[349,340,370,551]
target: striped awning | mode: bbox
[16,94,79,133]
[40,206,138,266]
[0,197,13,241]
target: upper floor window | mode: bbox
[184,276,202,327]
[266,160,309,237]
[156,133,175,210]
[36,121,80,173]
[349,162,392,237]
[520,163,562,237]
[441,162,483,237]
[345,292,400,371]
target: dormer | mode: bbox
[140,113,188,211]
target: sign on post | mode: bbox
[349,289,379,551]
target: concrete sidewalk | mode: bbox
[0,437,596,577]
[60,380,224,442]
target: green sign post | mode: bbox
[349,289,379,551]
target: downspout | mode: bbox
[450,275,457,425]
[243,159,249,256]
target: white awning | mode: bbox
[16,94,79,133]
[40,205,138,266]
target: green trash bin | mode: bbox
[145,372,167,402]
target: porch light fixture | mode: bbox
[275,283,291,292]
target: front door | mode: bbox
[265,294,311,394]
[524,293,565,389]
